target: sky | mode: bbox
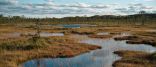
[0,0,156,18]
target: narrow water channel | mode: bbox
[20,33,156,67]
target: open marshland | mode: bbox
[0,23,155,67]
[0,3,156,66]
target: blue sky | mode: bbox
[0,0,156,18]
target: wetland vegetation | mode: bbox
[0,12,156,67]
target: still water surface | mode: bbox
[21,33,156,67]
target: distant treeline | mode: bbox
[0,13,156,25]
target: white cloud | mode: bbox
[44,0,53,2]
[115,3,156,14]
[0,0,18,5]
[9,0,18,4]
[76,3,90,8]
[144,0,156,2]
[0,0,155,17]
[135,0,156,2]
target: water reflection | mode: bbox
[21,51,120,67]
[40,32,64,37]
[0,32,21,39]
[63,24,81,28]
[21,34,156,67]
[43,24,96,28]
[23,32,64,37]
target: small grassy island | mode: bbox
[113,50,156,67]
[113,27,156,67]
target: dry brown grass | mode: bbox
[113,50,156,67]
[114,33,156,47]
[0,24,156,67]
[0,35,101,67]
[88,35,113,39]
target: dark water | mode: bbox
[43,24,96,28]
[62,24,96,28]
[63,24,80,28]
[20,33,156,67]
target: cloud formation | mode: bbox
[115,3,156,14]
[0,0,155,17]
[144,0,156,2]
[0,0,18,5]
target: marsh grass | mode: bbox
[0,37,51,50]
[150,52,156,61]
[0,24,156,67]
[0,35,101,67]
[113,50,156,67]
[88,35,113,39]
